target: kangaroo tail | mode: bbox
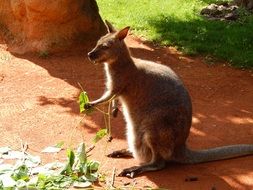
[176,144,253,164]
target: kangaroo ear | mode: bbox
[116,26,130,41]
[105,20,116,33]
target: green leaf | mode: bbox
[67,149,75,169]
[36,174,72,190]
[11,164,29,181]
[55,141,64,148]
[78,163,88,175]
[44,162,65,171]
[79,91,93,114]
[60,149,75,175]
[26,176,38,189]
[25,154,41,168]
[79,91,88,113]
[98,173,106,182]
[76,143,86,164]
[0,147,11,154]
[87,161,99,171]
[42,142,64,153]
[0,180,3,189]
[0,164,13,175]
[0,173,16,188]
[82,172,99,182]
[42,146,61,153]
[73,181,92,188]
[31,162,65,175]
[36,174,46,189]
[2,150,25,159]
[16,179,27,188]
[93,129,108,143]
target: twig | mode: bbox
[94,106,108,115]
[21,141,28,152]
[68,115,86,148]
[110,167,116,188]
[86,145,95,154]
[107,100,112,139]
[20,141,28,163]
[77,82,85,92]
[103,105,109,134]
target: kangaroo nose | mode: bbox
[88,50,96,58]
[87,51,94,60]
[87,50,97,62]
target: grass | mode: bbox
[96,0,253,68]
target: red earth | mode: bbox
[0,35,253,190]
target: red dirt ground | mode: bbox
[0,35,253,190]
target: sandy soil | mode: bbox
[0,35,253,190]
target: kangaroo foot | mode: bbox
[118,160,166,178]
[107,149,133,158]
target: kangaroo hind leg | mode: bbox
[118,131,172,178]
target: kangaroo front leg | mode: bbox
[89,91,115,107]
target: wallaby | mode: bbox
[87,20,253,178]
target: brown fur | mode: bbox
[87,21,253,178]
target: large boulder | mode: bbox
[200,0,253,21]
[0,0,106,54]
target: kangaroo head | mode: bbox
[87,20,130,64]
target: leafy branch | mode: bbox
[79,90,115,143]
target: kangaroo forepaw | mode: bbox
[112,107,119,117]
[84,102,93,109]
[118,166,142,178]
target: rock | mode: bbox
[0,0,106,54]
[224,12,238,20]
[229,5,239,11]
[207,4,219,11]
[217,5,227,11]
[200,4,219,16]
[200,1,252,21]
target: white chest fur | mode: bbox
[120,98,138,160]
[104,63,112,90]
[104,63,139,160]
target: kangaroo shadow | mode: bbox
[5,42,129,139]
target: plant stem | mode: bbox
[107,100,112,138]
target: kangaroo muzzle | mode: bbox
[87,50,99,63]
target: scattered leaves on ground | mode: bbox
[0,143,100,189]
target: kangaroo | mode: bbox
[87,20,253,178]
